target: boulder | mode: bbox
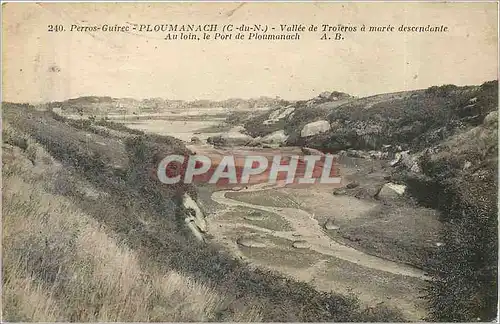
[346,181,360,189]
[400,151,421,173]
[368,151,383,160]
[266,106,296,124]
[318,91,332,99]
[220,132,253,146]
[276,107,296,120]
[261,130,288,145]
[389,152,403,166]
[206,135,227,146]
[389,150,421,172]
[300,120,331,137]
[292,240,311,249]
[247,136,263,147]
[244,210,267,221]
[190,136,202,144]
[301,147,325,156]
[324,219,340,230]
[346,149,371,159]
[376,183,406,200]
[237,237,266,248]
[483,111,498,126]
[183,193,207,234]
[333,188,347,196]
[353,184,384,199]
[186,220,205,242]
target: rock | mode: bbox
[183,193,207,233]
[333,188,347,196]
[247,136,263,147]
[353,185,384,199]
[389,150,421,172]
[264,106,296,124]
[324,219,340,230]
[190,136,202,144]
[368,151,383,160]
[261,130,288,145]
[300,120,331,137]
[318,91,332,99]
[301,147,325,156]
[244,211,267,221]
[237,237,266,248]
[346,149,371,159]
[206,135,226,146]
[186,220,205,242]
[271,106,295,120]
[263,119,279,125]
[389,152,403,166]
[292,240,310,249]
[400,151,421,173]
[221,131,253,144]
[376,183,406,200]
[483,111,498,126]
[346,181,360,189]
[208,131,253,146]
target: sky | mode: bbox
[2,2,498,103]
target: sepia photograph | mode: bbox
[1,1,498,322]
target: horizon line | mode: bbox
[2,79,497,106]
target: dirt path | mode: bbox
[211,183,429,280]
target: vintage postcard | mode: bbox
[2,2,498,322]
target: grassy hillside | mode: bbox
[2,104,404,322]
[241,82,497,154]
[242,80,499,321]
[285,82,497,152]
[401,110,498,321]
[2,133,261,321]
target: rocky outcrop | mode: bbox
[300,120,331,137]
[390,150,421,172]
[483,110,498,126]
[263,106,296,125]
[376,183,406,201]
[183,193,207,241]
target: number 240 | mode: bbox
[48,25,64,32]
